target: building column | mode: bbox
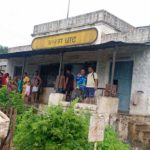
[96,50,109,88]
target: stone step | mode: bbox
[143,131,150,139]
[128,122,150,144]
[143,138,150,143]
[135,123,150,132]
[128,121,150,149]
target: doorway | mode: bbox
[40,63,59,87]
[110,61,133,112]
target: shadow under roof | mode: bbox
[0,41,148,59]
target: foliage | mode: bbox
[0,87,130,150]
[14,105,130,150]
[0,87,26,114]
[14,103,93,150]
[0,45,8,54]
[98,126,130,150]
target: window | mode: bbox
[40,63,59,87]
[14,66,23,77]
[0,65,6,73]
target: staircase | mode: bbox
[128,122,150,150]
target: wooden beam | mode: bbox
[21,57,26,79]
[110,50,117,86]
[57,52,64,90]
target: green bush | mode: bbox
[98,126,130,150]
[0,87,26,114]
[14,103,130,150]
[14,103,93,150]
[0,87,130,150]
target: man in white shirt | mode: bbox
[86,66,98,104]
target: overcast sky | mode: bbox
[0,0,150,47]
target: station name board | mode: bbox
[32,28,98,50]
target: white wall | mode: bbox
[6,58,23,77]
[95,23,118,44]
[33,10,134,36]
[6,47,150,116]
[96,48,150,116]
[6,57,38,78]
[130,49,150,115]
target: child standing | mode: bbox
[24,81,31,103]
[17,77,23,93]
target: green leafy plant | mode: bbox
[14,103,93,150]
[98,126,130,150]
[0,87,130,150]
[0,86,26,114]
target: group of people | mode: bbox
[55,66,98,103]
[0,66,98,104]
[0,71,42,103]
[0,72,18,92]
[21,71,42,103]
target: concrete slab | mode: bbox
[48,93,66,106]
[96,96,119,114]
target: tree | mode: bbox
[0,45,8,54]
